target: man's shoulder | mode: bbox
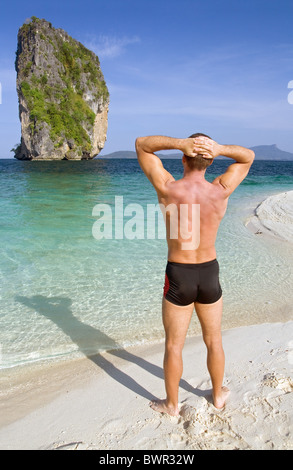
[210,177,230,198]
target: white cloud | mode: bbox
[85,35,140,59]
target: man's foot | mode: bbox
[213,386,230,409]
[150,399,179,417]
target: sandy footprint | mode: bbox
[262,373,293,393]
[102,417,125,433]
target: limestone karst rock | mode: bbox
[14,17,109,160]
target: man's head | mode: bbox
[183,133,214,171]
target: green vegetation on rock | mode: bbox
[20,77,96,151]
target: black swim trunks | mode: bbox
[164,259,222,306]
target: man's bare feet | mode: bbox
[150,399,179,417]
[213,386,230,409]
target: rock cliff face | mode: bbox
[14,17,109,160]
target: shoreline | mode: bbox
[0,321,292,450]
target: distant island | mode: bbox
[248,144,293,160]
[98,144,293,161]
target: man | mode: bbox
[135,133,255,416]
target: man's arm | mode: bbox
[135,136,199,193]
[193,137,255,196]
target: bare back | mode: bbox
[158,177,228,264]
[135,135,255,264]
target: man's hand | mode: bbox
[192,137,222,160]
[181,138,201,157]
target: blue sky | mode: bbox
[1,0,293,157]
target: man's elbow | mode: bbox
[135,137,142,149]
[135,137,145,158]
[249,149,255,163]
[245,149,255,166]
[135,137,142,153]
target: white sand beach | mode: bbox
[0,322,292,451]
[0,191,293,451]
[247,190,293,242]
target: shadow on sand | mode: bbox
[15,295,206,402]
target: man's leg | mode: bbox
[195,297,230,409]
[150,297,194,416]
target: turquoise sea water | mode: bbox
[0,158,293,369]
